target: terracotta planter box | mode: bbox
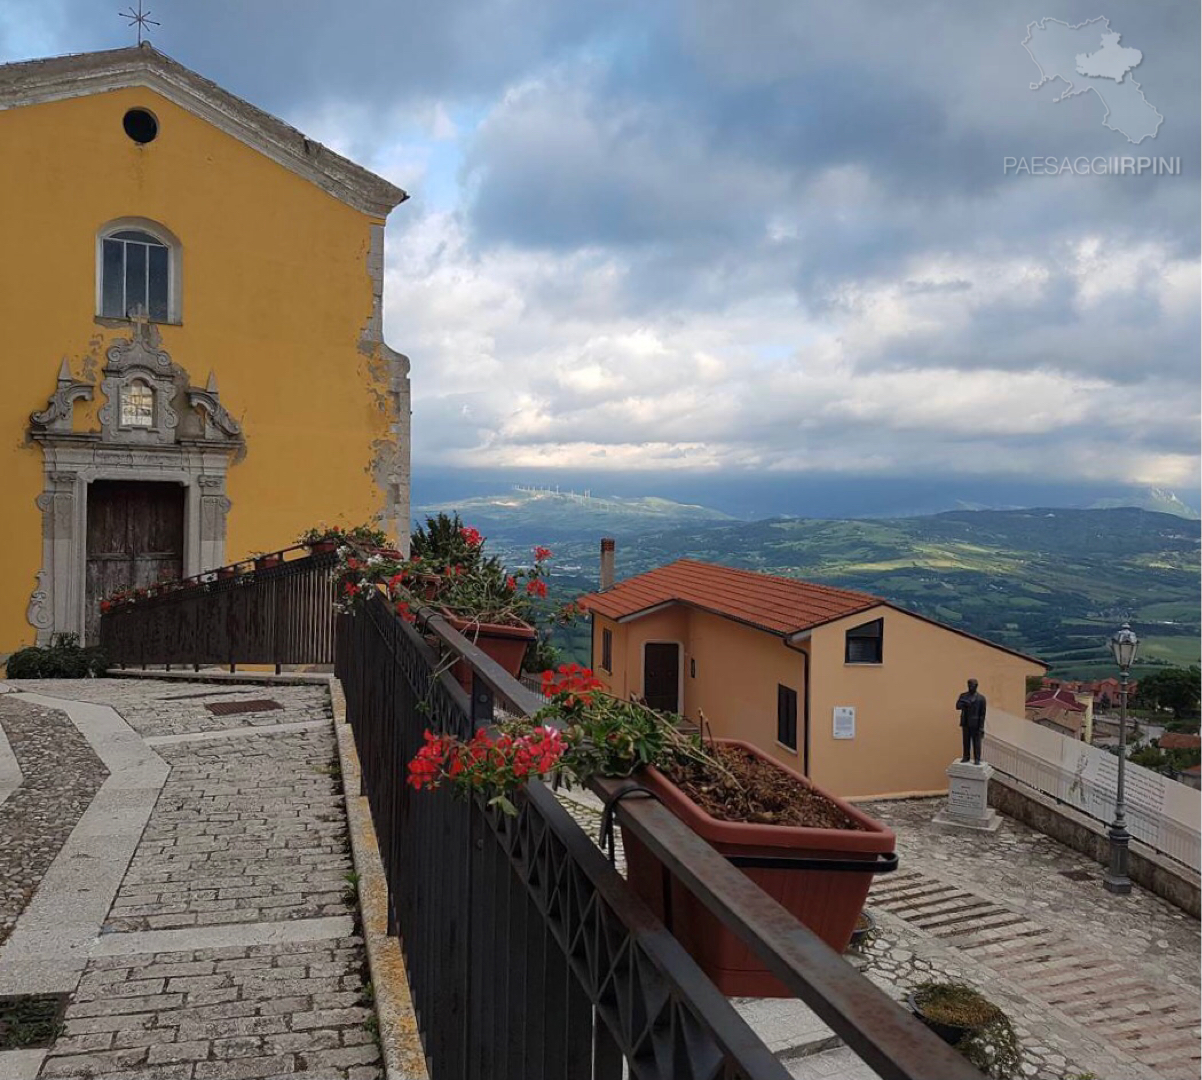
[414,573,442,602]
[254,555,282,570]
[216,567,238,580]
[620,739,896,997]
[442,612,536,690]
[307,540,339,555]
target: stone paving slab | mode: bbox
[0,680,380,1080]
[0,694,167,996]
[0,697,107,945]
[0,714,20,810]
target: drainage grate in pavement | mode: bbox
[0,994,69,1049]
[204,698,283,716]
[160,689,261,701]
[1058,869,1095,881]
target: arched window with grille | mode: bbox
[97,220,180,322]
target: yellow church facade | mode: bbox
[0,45,411,654]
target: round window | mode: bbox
[123,108,159,145]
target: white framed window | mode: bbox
[97,218,181,323]
[119,379,155,427]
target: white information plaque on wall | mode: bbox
[833,706,856,739]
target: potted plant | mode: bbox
[908,982,1022,1078]
[216,564,240,580]
[333,521,557,688]
[253,551,282,570]
[407,666,896,997]
[299,524,348,555]
[432,536,549,687]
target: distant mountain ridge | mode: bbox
[1088,487,1199,520]
[415,486,733,538]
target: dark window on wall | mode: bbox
[601,628,613,674]
[845,618,884,664]
[101,230,169,320]
[777,685,798,750]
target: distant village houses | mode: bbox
[1040,676,1137,711]
[1025,687,1092,741]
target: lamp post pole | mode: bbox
[1104,623,1138,895]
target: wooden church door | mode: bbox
[85,481,185,643]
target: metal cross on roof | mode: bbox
[119,0,160,44]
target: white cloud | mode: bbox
[383,208,1198,486]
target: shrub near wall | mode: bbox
[3,634,108,678]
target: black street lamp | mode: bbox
[1104,622,1139,895]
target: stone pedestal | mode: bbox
[933,760,1002,832]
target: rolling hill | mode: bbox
[483,506,1200,677]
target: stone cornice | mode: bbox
[0,44,408,218]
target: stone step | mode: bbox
[1042,973,1149,1004]
[868,873,925,891]
[1018,956,1128,989]
[910,903,1011,930]
[956,931,1057,958]
[893,896,994,921]
[1071,988,1167,1023]
[935,914,1032,941]
[873,884,962,908]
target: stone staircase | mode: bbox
[869,870,1201,1080]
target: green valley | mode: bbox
[454,503,1199,677]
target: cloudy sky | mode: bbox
[4,1,1198,511]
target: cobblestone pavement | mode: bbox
[1,679,380,1080]
[8,681,331,739]
[42,939,377,1080]
[107,729,351,933]
[0,696,108,945]
[859,797,1201,1080]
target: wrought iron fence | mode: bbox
[98,546,338,671]
[337,592,981,1080]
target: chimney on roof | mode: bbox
[599,538,616,591]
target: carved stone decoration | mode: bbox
[97,314,182,446]
[26,320,246,643]
[26,569,53,632]
[30,359,95,434]
[187,373,243,440]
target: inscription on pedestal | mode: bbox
[949,776,988,818]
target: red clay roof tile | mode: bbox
[1158,733,1202,750]
[579,559,880,636]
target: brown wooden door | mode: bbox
[643,642,680,713]
[86,481,185,643]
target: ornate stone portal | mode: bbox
[26,319,244,642]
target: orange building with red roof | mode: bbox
[580,558,1045,798]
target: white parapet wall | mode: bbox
[984,709,1201,873]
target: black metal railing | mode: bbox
[103,552,981,1079]
[337,591,982,1080]
[99,546,338,672]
